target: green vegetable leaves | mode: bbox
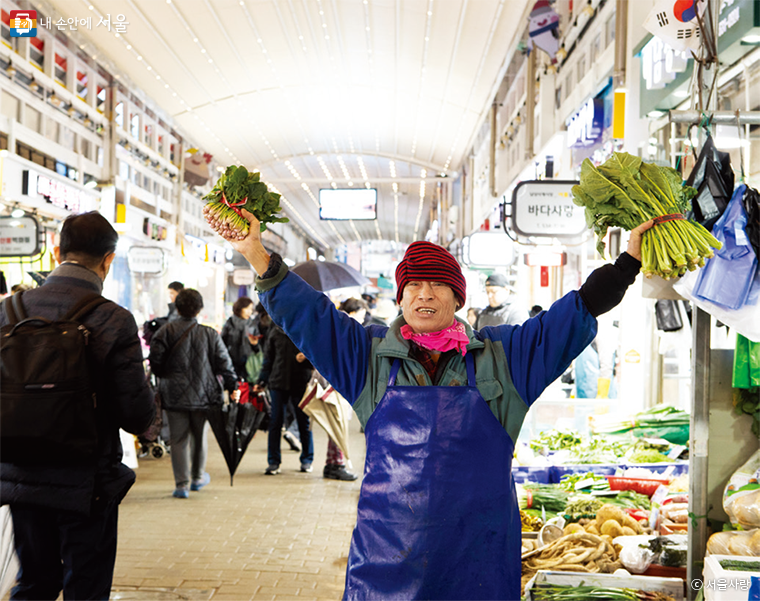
[572,152,722,278]
[202,165,289,235]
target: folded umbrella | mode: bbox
[207,401,265,485]
[299,384,352,462]
[291,260,369,292]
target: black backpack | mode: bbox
[142,316,168,345]
[0,291,110,466]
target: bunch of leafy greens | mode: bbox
[733,388,760,437]
[528,429,583,453]
[572,152,721,279]
[202,165,289,235]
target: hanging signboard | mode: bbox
[510,180,586,238]
[232,269,255,286]
[461,232,515,267]
[566,97,605,148]
[0,215,41,257]
[127,246,166,274]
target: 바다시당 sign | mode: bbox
[511,180,586,239]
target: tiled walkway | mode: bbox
[110,420,366,601]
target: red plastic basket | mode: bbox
[606,475,671,497]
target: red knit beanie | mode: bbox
[395,241,466,306]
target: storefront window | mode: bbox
[1,91,19,121]
[119,160,130,181]
[606,13,616,47]
[29,37,44,70]
[97,87,106,114]
[114,102,124,128]
[23,105,41,132]
[45,117,59,142]
[76,70,87,101]
[130,113,139,139]
[54,52,67,86]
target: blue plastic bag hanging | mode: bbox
[693,184,759,310]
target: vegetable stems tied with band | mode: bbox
[572,152,722,280]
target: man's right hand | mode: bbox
[225,209,271,276]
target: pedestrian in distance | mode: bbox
[148,288,240,499]
[475,272,530,328]
[225,207,653,600]
[253,324,314,474]
[221,296,256,381]
[0,211,156,600]
[166,281,184,322]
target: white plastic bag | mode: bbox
[674,267,760,342]
[723,450,760,529]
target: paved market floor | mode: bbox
[110,420,366,601]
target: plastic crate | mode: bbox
[524,570,685,601]
[512,465,552,484]
[703,554,760,601]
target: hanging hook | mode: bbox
[735,109,746,183]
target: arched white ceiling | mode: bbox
[41,0,530,249]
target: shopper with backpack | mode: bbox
[0,211,156,600]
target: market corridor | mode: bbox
[109,423,366,601]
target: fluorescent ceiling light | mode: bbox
[11,208,25,218]
[672,90,690,98]
[742,34,760,44]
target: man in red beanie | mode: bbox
[226,210,652,601]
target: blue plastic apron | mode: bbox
[343,353,520,600]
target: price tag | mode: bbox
[667,445,686,460]
[651,484,670,507]
[574,477,596,491]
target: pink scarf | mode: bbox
[400,321,470,356]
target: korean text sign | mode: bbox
[511,180,586,238]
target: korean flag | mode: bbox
[643,0,706,54]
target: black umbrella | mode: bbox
[291,260,370,292]
[207,400,266,485]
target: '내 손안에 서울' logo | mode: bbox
[10,10,37,37]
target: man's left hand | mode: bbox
[627,220,654,262]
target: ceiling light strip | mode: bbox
[349,220,362,243]
[444,0,506,171]
[426,0,468,167]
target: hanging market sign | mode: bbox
[0,215,41,257]
[22,170,95,214]
[232,269,255,286]
[127,246,166,274]
[637,0,760,116]
[510,180,586,239]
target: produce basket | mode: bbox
[607,475,671,496]
[703,554,760,601]
[513,466,552,484]
[524,570,686,601]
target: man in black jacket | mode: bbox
[255,325,314,474]
[0,211,156,600]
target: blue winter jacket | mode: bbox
[255,253,639,443]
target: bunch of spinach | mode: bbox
[572,152,721,279]
[202,165,289,240]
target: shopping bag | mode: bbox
[245,351,264,384]
[734,334,760,389]
[654,300,683,332]
[744,186,760,261]
[140,391,164,442]
[692,184,759,311]
[685,133,734,232]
